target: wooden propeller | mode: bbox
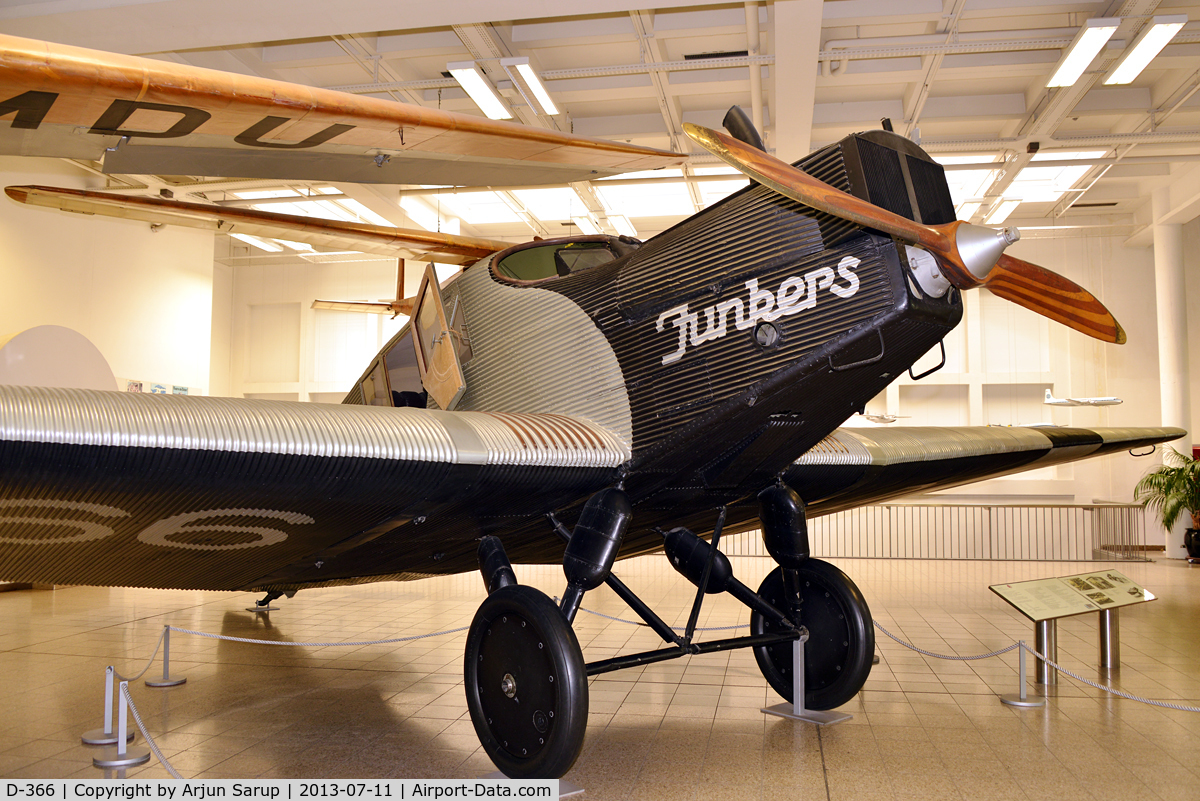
[683,123,1126,345]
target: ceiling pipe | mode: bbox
[745,2,764,139]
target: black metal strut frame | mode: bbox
[547,505,801,678]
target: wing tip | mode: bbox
[1114,319,1127,345]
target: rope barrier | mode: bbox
[1019,642,1200,713]
[98,590,1200,782]
[873,620,1020,660]
[871,620,1200,713]
[114,627,167,683]
[120,684,183,779]
[166,624,469,648]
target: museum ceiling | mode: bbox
[3,0,1198,258]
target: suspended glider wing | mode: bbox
[310,299,414,316]
[786,425,1183,516]
[0,34,683,185]
[0,385,628,592]
[5,185,508,265]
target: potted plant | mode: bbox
[1135,447,1200,563]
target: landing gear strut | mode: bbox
[463,482,875,779]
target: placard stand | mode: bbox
[762,632,852,725]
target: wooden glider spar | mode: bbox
[0,33,684,184]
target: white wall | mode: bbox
[869,225,1196,512]
[0,158,215,393]
[222,242,408,402]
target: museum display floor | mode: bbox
[1,555,1198,799]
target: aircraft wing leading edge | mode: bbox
[785,425,1183,516]
[0,34,684,185]
[0,385,628,592]
[5,185,510,265]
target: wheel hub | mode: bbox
[476,611,558,759]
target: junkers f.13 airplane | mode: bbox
[0,33,1183,779]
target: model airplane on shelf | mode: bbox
[1044,389,1123,407]
[0,33,1181,780]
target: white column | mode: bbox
[771,0,823,162]
[1152,186,1192,555]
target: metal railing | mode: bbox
[721,503,1149,561]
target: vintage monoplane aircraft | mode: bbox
[0,33,1182,780]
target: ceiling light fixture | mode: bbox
[500,57,559,116]
[229,232,283,252]
[571,216,600,235]
[447,61,512,120]
[984,199,1021,225]
[1046,17,1120,87]
[956,201,983,221]
[1103,15,1187,85]
[610,215,637,238]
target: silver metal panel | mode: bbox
[466,411,631,468]
[448,261,634,449]
[819,426,1055,465]
[793,431,873,466]
[0,385,628,468]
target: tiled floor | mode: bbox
[1,555,1199,799]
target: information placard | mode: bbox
[989,569,1154,621]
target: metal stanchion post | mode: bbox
[762,629,852,725]
[92,682,150,768]
[1000,641,1045,708]
[1099,608,1120,670]
[82,666,135,745]
[1034,619,1058,685]
[146,626,186,688]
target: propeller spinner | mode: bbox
[683,123,1126,345]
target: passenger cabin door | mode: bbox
[411,263,468,411]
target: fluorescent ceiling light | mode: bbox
[399,196,460,234]
[434,191,522,225]
[1047,17,1119,87]
[1104,15,1187,85]
[956,201,983,221]
[229,233,283,252]
[610,215,637,238]
[447,61,512,120]
[984,199,1021,225]
[1008,150,1106,203]
[571,216,600,235]
[513,187,579,221]
[501,57,558,116]
[271,238,315,252]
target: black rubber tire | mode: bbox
[464,584,588,779]
[750,560,874,710]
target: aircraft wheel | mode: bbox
[750,559,873,710]
[464,584,588,779]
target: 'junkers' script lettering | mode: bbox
[655,256,861,365]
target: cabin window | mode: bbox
[360,359,390,407]
[385,326,427,408]
[494,240,618,282]
[355,325,428,408]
